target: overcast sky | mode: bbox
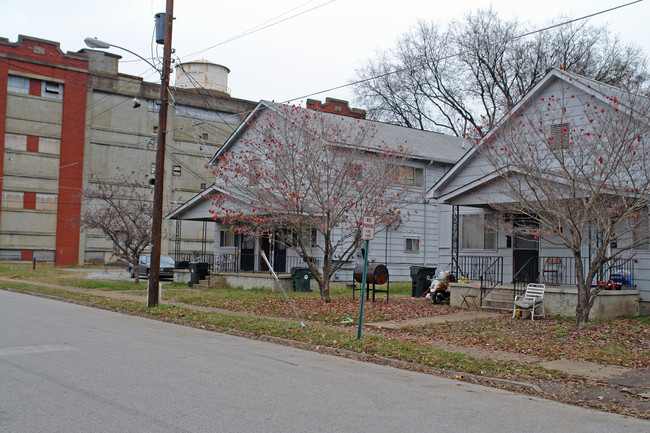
[2,1,649,108]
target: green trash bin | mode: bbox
[189,263,200,285]
[291,267,312,292]
[189,262,209,285]
[409,266,437,297]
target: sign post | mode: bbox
[357,216,375,339]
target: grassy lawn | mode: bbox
[1,263,648,372]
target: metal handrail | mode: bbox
[479,257,504,306]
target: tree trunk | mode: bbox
[319,278,331,302]
[575,280,591,328]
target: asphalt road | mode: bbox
[1,290,648,432]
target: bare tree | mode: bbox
[478,77,650,327]
[209,103,417,302]
[354,8,648,137]
[78,176,153,284]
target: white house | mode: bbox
[167,100,469,283]
[428,69,649,315]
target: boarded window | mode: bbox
[35,193,57,211]
[2,191,24,209]
[7,75,29,94]
[4,133,27,151]
[38,137,60,154]
[550,123,570,150]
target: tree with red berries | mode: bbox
[209,103,416,302]
[477,76,650,327]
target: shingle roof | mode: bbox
[209,100,470,166]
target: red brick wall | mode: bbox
[0,36,89,265]
[23,192,36,209]
[26,135,39,152]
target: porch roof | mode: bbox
[166,185,221,221]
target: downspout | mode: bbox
[423,161,435,266]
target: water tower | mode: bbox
[174,60,230,95]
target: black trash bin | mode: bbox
[291,267,312,292]
[409,266,437,297]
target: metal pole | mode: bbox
[356,239,370,339]
[148,0,174,307]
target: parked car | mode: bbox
[128,254,175,279]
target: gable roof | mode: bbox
[209,100,470,166]
[428,68,646,201]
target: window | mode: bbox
[7,75,29,94]
[310,228,318,248]
[200,183,207,190]
[202,133,208,140]
[248,159,260,186]
[550,123,570,150]
[38,137,60,155]
[286,228,318,248]
[220,230,241,247]
[41,81,63,100]
[405,237,420,252]
[173,165,181,176]
[35,193,57,211]
[396,166,424,187]
[4,133,27,151]
[1,191,24,209]
[633,207,649,250]
[345,163,362,180]
[151,163,156,174]
[461,214,496,250]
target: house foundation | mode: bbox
[450,284,640,320]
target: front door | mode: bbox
[260,235,270,271]
[272,233,287,273]
[240,237,255,272]
[513,217,539,283]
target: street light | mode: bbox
[83,37,159,73]
[84,1,173,307]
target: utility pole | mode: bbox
[148,0,174,307]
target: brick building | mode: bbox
[1,35,256,265]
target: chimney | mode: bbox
[306,97,366,119]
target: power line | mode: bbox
[180,1,337,62]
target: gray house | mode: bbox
[168,100,468,283]
[428,69,649,316]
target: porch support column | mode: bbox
[201,220,207,262]
[174,219,182,262]
[451,205,460,278]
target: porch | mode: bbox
[448,254,640,319]
[449,283,640,320]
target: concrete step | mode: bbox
[189,275,226,290]
[481,298,514,310]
